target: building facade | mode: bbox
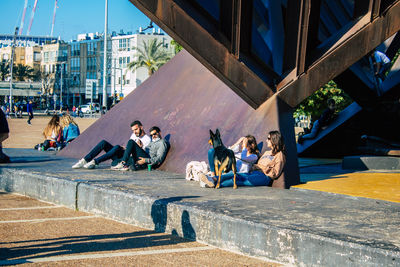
[68,33,112,108]
[110,30,173,99]
[0,34,58,48]
[40,41,69,108]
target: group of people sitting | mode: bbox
[38,114,80,151]
[71,120,169,171]
[71,120,286,188]
[198,131,286,188]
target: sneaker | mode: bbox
[72,158,87,169]
[119,164,131,171]
[111,161,125,170]
[199,173,215,188]
[83,160,97,169]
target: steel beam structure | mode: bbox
[129,0,400,109]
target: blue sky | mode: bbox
[0,0,153,40]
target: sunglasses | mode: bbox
[150,132,158,136]
[267,137,271,140]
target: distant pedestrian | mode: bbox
[298,98,336,144]
[14,105,18,118]
[369,49,391,96]
[369,50,391,81]
[27,100,34,125]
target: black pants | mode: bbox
[120,139,149,164]
[84,140,124,164]
[27,113,33,124]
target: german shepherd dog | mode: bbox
[209,129,237,189]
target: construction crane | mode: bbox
[18,0,28,35]
[50,0,58,37]
[27,0,39,36]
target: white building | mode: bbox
[110,29,173,98]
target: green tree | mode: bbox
[294,80,352,122]
[13,64,34,81]
[128,38,172,76]
[0,61,9,81]
[171,39,183,55]
[32,69,42,82]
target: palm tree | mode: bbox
[171,39,183,55]
[127,38,172,76]
[14,64,34,81]
[0,61,9,81]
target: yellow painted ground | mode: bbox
[294,173,400,203]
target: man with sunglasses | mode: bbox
[72,120,151,169]
[112,126,168,171]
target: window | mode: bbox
[72,44,80,56]
[33,52,41,61]
[118,56,130,68]
[119,38,130,51]
[87,42,96,56]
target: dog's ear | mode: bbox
[209,129,214,137]
[216,129,220,137]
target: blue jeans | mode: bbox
[301,119,320,140]
[120,139,149,163]
[208,148,216,173]
[217,171,272,187]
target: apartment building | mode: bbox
[68,33,112,107]
[40,41,69,108]
[111,29,173,99]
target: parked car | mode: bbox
[80,103,100,114]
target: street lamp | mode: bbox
[112,59,123,105]
[57,61,67,111]
[9,27,18,113]
[102,0,108,110]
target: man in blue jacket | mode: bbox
[27,100,34,125]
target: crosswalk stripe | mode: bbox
[0,246,214,265]
[0,205,62,211]
[0,216,98,223]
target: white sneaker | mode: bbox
[111,161,125,170]
[83,160,97,169]
[72,158,87,169]
[199,173,215,188]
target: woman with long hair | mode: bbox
[42,115,62,150]
[200,131,286,188]
[60,114,80,143]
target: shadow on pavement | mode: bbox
[0,229,194,263]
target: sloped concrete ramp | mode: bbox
[60,50,299,186]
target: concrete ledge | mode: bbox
[0,169,77,209]
[342,155,400,170]
[76,182,400,266]
[1,160,400,266]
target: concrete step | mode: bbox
[1,148,400,266]
[343,155,400,170]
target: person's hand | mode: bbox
[252,164,261,171]
[136,157,146,165]
[242,137,248,150]
[136,139,143,148]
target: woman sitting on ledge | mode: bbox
[200,130,286,188]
